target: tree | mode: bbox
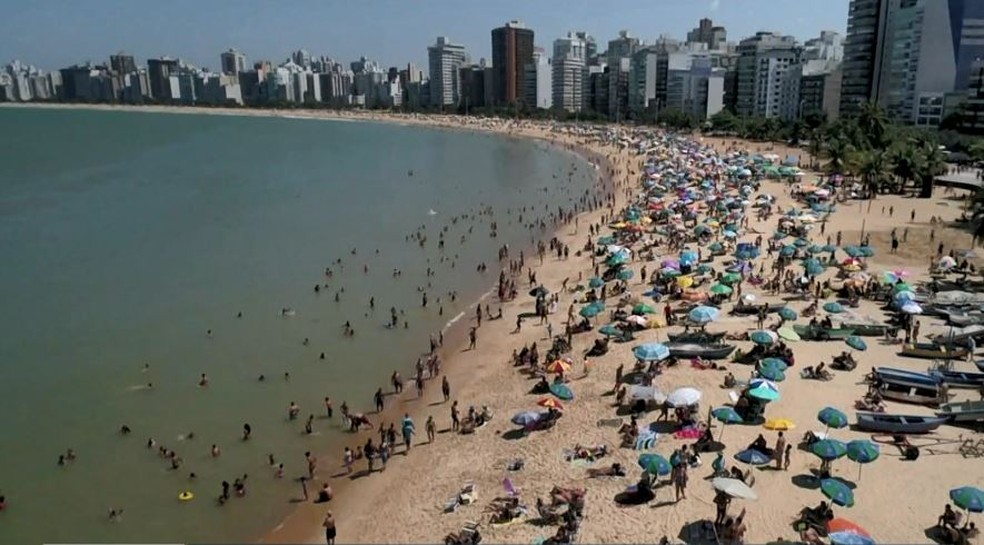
[888,142,918,192]
[855,149,894,197]
[856,101,891,149]
[915,138,947,198]
[806,129,825,170]
[824,137,855,175]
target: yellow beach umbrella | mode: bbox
[546,359,572,374]
[764,418,797,431]
[677,276,695,288]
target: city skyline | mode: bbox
[0,0,849,72]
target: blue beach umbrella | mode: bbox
[588,277,605,288]
[638,453,672,476]
[617,269,634,281]
[634,343,670,362]
[709,242,724,253]
[549,382,574,401]
[845,336,867,351]
[821,478,855,507]
[748,381,781,401]
[688,305,720,324]
[607,253,629,266]
[735,449,772,465]
[757,364,785,382]
[579,305,601,318]
[680,250,699,265]
[760,358,788,371]
[599,324,621,337]
[950,486,984,513]
[778,307,798,321]
[697,264,714,274]
[780,245,797,257]
[829,531,875,545]
[750,330,777,345]
[823,302,844,314]
[818,407,849,434]
[846,439,879,480]
[511,411,542,426]
[712,406,744,424]
[811,439,848,461]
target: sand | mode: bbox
[7,103,983,544]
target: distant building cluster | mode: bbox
[2,1,983,128]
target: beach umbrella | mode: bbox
[545,359,572,374]
[845,336,867,351]
[607,253,629,266]
[723,230,738,239]
[680,250,699,265]
[893,290,915,305]
[778,307,798,321]
[901,302,923,315]
[529,286,549,298]
[939,256,957,269]
[811,439,848,461]
[780,245,797,258]
[818,407,849,435]
[688,305,720,324]
[757,364,785,382]
[821,478,855,507]
[661,267,681,278]
[951,486,984,513]
[677,275,695,288]
[821,244,837,253]
[829,531,875,545]
[764,418,796,431]
[511,410,542,426]
[710,283,733,295]
[777,326,800,341]
[667,387,702,407]
[626,385,667,404]
[626,315,650,328]
[760,358,788,371]
[537,397,564,410]
[750,330,778,346]
[892,282,912,293]
[633,343,670,362]
[549,382,574,401]
[633,303,656,315]
[748,381,781,401]
[823,302,845,314]
[588,277,605,288]
[794,238,810,248]
[709,242,724,253]
[843,246,863,258]
[694,224,712,235]
[599,324,621,337]
[617,269,635,281]
[858,247,875,258]
[773,231,789,240]
[597,236,615,245]
[846,440,880,479]
[828,518,871,538]
[721,272,742,285]
[579,305,601,318]
[712,477,759,500]
[697,264,714,274]
[713,406,743,424]
[735,449,772,466]
[804,260,825,276]
[637,453,672,476]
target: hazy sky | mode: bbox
[1,0,850,72]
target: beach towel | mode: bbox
[674,426,702,440]
[596,417,624,428]
[635,430,658,450]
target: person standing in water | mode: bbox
[323,510,337,545]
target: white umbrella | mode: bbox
[742,294,757,303]
[667,387,702,407]
[712,477,759,500]
[626,315,649,327]
[901,302,923,314]
[626,385,667,404]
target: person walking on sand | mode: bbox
[468,327,477,350]
[343,447,354,474]
[672,459,688,502]
[323,510,337,545]
[402,414,416,452]
[451,400,460,431]
[426,415,436,443]
[374,388,384,413]
[783,444,792,470]
[774,432,786,470]
[306,451,317,479]
[442,376,451,402]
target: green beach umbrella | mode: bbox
[845,336,867,351]
[607,254,629,266]
[712,406,744,440]
[617,269,635,281]
[778,307,798,321]
[777,326,800,341]
[893,282,912,293]
[780,245,797,257]
[638,453,672,476]
[750,330,777,345]
[760,357,788,371]
[811,439,848,461]
[588,277,605,288]
[721,272,742,285]
[633,303,656,315]
[846,439,880,480]
[697,264,714,274]
[757,364,785,382]
[709,242,724,253]
[794,238,810,248]
[579,305,601,318]
[599,324,621,337]
[950,486,984,513]
[818,407,849,434]
[710,283,733,295]
[823,302,844,314]
[821,478,855,507]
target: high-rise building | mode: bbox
[607,31,640,120]
[736,32,801,118]
[110,52,137,74]
[428,36,468,108]
[552,33,586,112]
[524,47,552,110]
[292,49,312,69]
[220,49,246,76]
[147,57,180,100]
[491,20,535,106]
[687,18,727,50]
[459,65,486,111]
[839,0,891,117]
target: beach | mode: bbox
[5,103,984,545]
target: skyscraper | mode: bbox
[428,37,468,108]
[839,0,890,117]
[491,20,535,106]
[686,18,727,50]
[736,32,801,118]
[552,33,586,113]
[109,52,136,74]
[220,49,246,76]
[607,31,640,120]
[147,57,180,100]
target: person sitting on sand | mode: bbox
[939,504,961,530]
[748,434,770,455]
[722,372,736,388]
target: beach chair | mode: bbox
[459,481,477,505]
[635,429,657,450]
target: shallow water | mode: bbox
[0,108,597,544]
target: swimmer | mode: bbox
[57,454,65,466]
[207,329,212,337]
[268,453,276,466]
[66,449,76,461]
[258,374,266,382]
[108,508,123,522]
[242,423,252,441]
[211,444,221,457]
[199,373,208,387]
[120,424,131,435]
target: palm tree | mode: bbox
[857,102,890,150]
[889,143,917,193]
[807,129,825,170]
[824,137,855,175]
[916,139,948,198]
[856,149,894,198]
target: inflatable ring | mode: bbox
[178,491,194,501]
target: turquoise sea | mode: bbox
[0,107,598,544]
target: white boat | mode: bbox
[936,401,984,423]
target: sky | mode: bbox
[0,0,850,73]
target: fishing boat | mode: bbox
[667,331,726,344]
[948,312,984,327]
[930,370,984,388]
[936,401,984,422]
[665,343,736,360]
[872,367,941,386]
[899,343,968,360]
[855,411,949,433]
[878,379,944,406]
[840,322,893,337]
[791,324,856,341]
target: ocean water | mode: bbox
[0,107,598,544]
